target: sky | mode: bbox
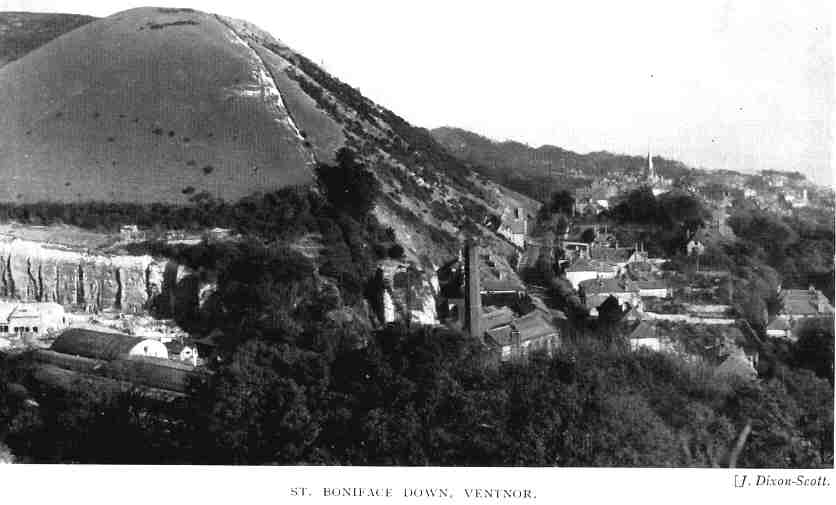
[3,0,834,185]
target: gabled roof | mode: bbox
[780,289,835,316]
[480,306,515,330]
[766,316,791,332]
[585,294,612,309]
[485,312,558,347]
[579,277,638,294]
[589,246,633,263]
[513,312,559,342]
[715,350,757,381]
[566,258,616,273]
[164,340,194,354]
[628,321,660,340]
[501,216,526,234]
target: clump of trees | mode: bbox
[729,205,834,302]
[606,187,709,255]
[3,325,832,466]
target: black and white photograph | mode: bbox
[0,0,833,501]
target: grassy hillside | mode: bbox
[0,8,313,204]
[0,12,96,67]
[0,8,530,271]
[432,126,693,201]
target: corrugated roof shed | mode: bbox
[51,328,150,361]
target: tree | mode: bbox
[316,148,380,219]
[580,228,596,244]
[200,340,326,464]
[547,190,575,215]
[792,319,835,381]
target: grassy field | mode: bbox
[0,8,312,204]
[0,12,95,67]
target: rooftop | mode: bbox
[766,316,791,332]
[480,306,516,330]
[579,277,638,294]
[589,246,634,263]
[51,328,152,361]
[485,312,558,347]
[565,258,617,273]
[635,279,670,290]
[628,321,663,340]
[780,288,835,316]
[482,278,526,294]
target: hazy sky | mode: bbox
[3,0,834,184]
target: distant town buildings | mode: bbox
[778,286,834,319]
[120,224,146,243]
[497,207,527,249]
[579,278,641,316]
[762,286,835,341]
[564,258,618,288]
[438,241,562,363]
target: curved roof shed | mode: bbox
[51,328,168,361]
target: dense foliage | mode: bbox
[2,328,832,466]
[729,206,835,302]
[606,187,709,256]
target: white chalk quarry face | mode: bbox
[0,238,197,313]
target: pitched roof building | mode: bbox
[564,258,618,288]
[628,321,675,353]
[765,316,792,339]
[579,277,642,314]
[484,311,560,362]
[779,287,834,318]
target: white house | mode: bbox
[165,340,200,366]
[579,278,642,314]
[635,279,672,298]
[497,207,527,249]
[0,301,68,337]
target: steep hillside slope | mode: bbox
[0,7,529,271]
[0,8,313,204]
[0,12,96,67]
[432,126,693,200]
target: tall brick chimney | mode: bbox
[464,239,482,340]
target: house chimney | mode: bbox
[464,239,482,340]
